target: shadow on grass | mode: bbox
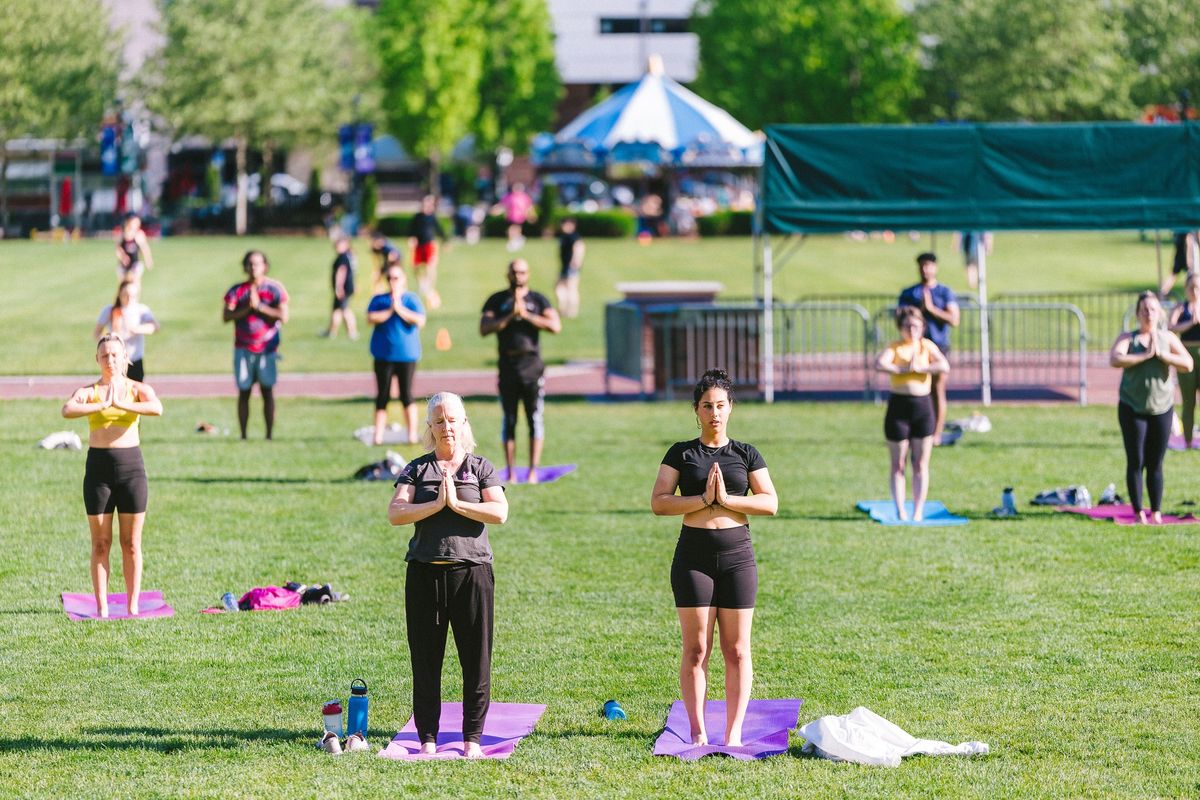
[157,476,354,486]
[0,725,315,753]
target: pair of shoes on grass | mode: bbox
[320,730,370,755]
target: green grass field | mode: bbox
[0,230,1172,375]
[2,397,1198,797]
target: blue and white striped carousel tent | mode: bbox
[538,58,762,167]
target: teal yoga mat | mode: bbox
[856,500,969,526]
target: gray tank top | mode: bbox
[1119,334,1174,415]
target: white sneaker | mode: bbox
[320,730,342,755]
[345,732,370,752]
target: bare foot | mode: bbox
[895,505,908,522]
[98,608,109,619]
[464,742,483,758]
[419,742,436,755]
[1151,511,1163,524]
[1137,509,1150,524]
[690,732,708,746]
[526,468,540,485]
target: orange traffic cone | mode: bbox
[435,328,452,351]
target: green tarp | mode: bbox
[763,123,1200,233]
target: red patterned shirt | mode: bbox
[224,279,288,353]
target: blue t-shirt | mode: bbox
[897,282,957,351]
[368,292,424,362]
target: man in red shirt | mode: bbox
[223,250,290,439]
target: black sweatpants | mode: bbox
[1117,402,1173,514]
[405,560,494,744]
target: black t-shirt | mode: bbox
[482,289,552,357]
[661,438,767,498]
[394,452,503,564]
[408,213,446,246]
[559,231,581,271]
[331,252,355,295]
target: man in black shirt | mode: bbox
[323,235,358,339]
[480,259,562,482]
[554,218,585,319]
[407,194,447,310]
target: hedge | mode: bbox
[696,210,755,236]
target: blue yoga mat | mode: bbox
[856,500,969,526]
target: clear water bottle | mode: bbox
[221,592,240,612]
[347,679,369,736]
[602,700,627,720]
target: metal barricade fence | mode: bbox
[995,291,1140,360]
[773,303,873,397]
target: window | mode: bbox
[599,17,689,35]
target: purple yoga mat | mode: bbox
[1168,434,1200,451]
[653,699,803,761]
[496,464,576,484]
[1058,505,1199,526]
[61,591,175,621]
[378,702,547,761]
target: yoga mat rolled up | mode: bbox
[378,702,546,761]
[652,699,803,761]
[61,591,174,621]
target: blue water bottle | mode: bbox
[347,679,369,736]
[602,700,627,721]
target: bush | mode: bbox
[482,214,542,238]
[360,175,378,228]
[538,183,559,234]
[696,210,756,236]
[373,214,452,238]
[572,211,636,237]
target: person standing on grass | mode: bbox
[1110,291,1193,524]
[479,259,561,483]
[1169,274,1200,447]
[94,278,159,382]
[407,194,447,310]
[61,334,163,617]
[875,306,950,522]
[650,369,778,748]
[367,264,426,445]
[223,250,289,440]
[554,217,585,319]
[115,213,153,283]
[497,183,534,252]
[323,235,358,340]
[898,252,959,445]
[388,392,508,758]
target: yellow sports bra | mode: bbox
[887,339,935,392]
[87,383,140,431]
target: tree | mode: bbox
[143,0,367,234]
[474,0,562,155]
[691,0,920,127]
[913,0,1135,121]
[1119,0,1200,111]
[0,0,120,233]
[376,0,487,194]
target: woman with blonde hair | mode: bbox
[1111,292,1194,523]
[388,393,508,756]
[61,334,164,617]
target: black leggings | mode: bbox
[83,447,148,515]
[498,356,545,441]
[405,561,494,744]
[671,525,757,609]
[1117,403,1173,514]
[374,359,416,410]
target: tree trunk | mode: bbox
[0,145,9,237]
[428,148,441,201]
[235,139,248,236]
[261,141,274,209]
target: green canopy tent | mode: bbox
[758,122,1200,402]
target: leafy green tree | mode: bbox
[376,0,486,193]
[474,0,562,155]
[691,0,920,127]
[1120,0,1200,111]
[0,0,120,232]
[914,0,1135,121]
[143,0,368,234]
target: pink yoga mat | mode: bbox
[61,591,175,620]
[1058,505,1199,526]
[1168,434,1200,451]
[378,702,546,760]
[653,699,803,761]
